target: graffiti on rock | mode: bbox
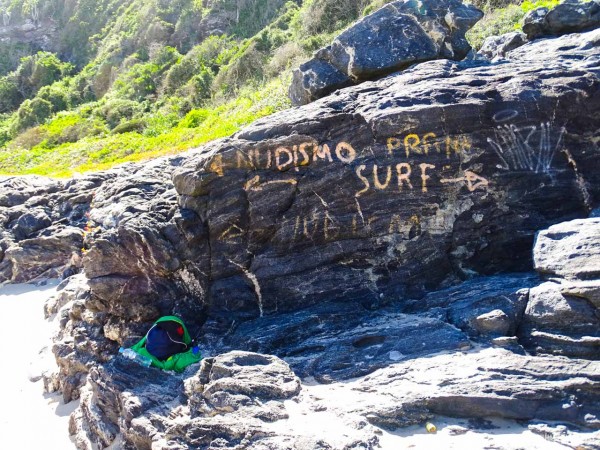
[487,120,565,173]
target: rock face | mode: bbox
[0,14,598,450]
[70,351,302,450]
[523,0,600,40]
[0,175,92,282]
[289,0,483,105]
[518,218,600,359]
[167,29,600,327]
[0,18,59,54]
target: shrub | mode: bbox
[112,118,146,134]
[0,42,34,77]
[37,84,70,113]
[179,108,209,128]
[13,98,52,132]
[0,76,23,113]
[14,52,73,99]
[301,0,369,35]
[185,68,215,105]
[213,41,266,94]
[42,112,107,146]
[97,98,143,128]
[266,42,307,77]
[11,126,47,149]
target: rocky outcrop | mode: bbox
[70,351,302,450]
[518,218,600,359]
[24,28,599,408]
[167,28,600,327]
[289,0,483,105]
[523,0,600,40]
[0,10,597,450]
[65,316,600,449]
[0,18,59,54]
[0,175,95,282]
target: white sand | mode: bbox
[0,281,78,449]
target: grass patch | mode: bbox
[467,0,561,49]
[0,74,291,177]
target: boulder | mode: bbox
[289,0,483,105]
[474,309,512,335]
[523,0,600,39]
[168,30,600,323]
[534,218,600,280]
[477,32,528,60]
[520,281,600,359]
[5,226,84,282]
[520,217,600,359]
[288,58,354,107]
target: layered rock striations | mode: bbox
[170,29,600,326]
[0,8,599,450]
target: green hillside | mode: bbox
[0,0,556,177]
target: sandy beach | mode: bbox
[0,281,78,449]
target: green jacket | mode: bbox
[130,316,202,373]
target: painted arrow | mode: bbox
[244,175,298,192]
[440,170,489,192]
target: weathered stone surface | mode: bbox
[520,217,600,359]
[5,226,84,282]
[0,172,115,283]
[289,0,483,105]
[474,309,512,335]
[68,347,600,450]
[0,21,598,450]
[534,218,600,280]
[523,0,600,39]
[11,208,52,240]
[289,58,354,107]
[0,175,62,207]
[477,31,528,60]
[355,348,600,430]
[520,281,600,359]
[172,30,600,323]
[70,351,300,450]
[187,351,300,418]
[408,273,535,341]
[212,300,472,381]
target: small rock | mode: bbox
[474,309,511,335]
[446,425,469,435]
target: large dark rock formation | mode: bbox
[169,28,599,326]
[289,0,483,105]
[0,12,599,450]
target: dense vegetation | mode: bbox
[0,0,560,177]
